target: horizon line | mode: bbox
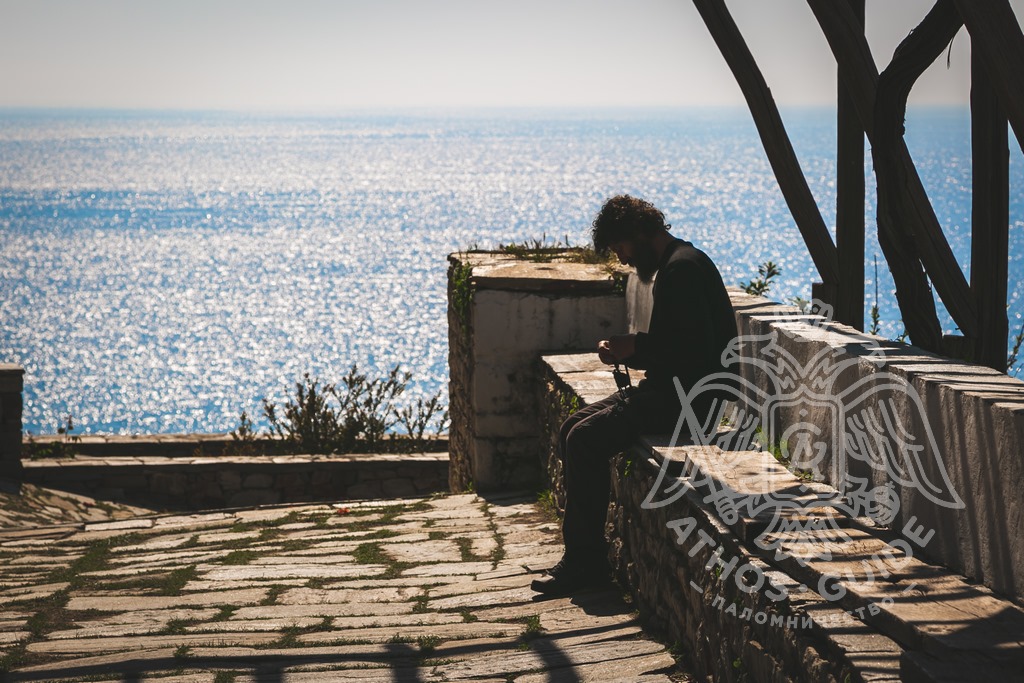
[0,103,973,117]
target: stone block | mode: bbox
[151,472,186,497]
[0,433,22,479]
[381,478,417,498]
[192,479,223,503]
[276,471,309,490]
[549,294,625,351]
[106,474,149,489]
[470,437,541,491]
[360,467,395,481]
[731,297,1024,600]
[471,357,539,418]
[242,473,274,489]
[227,489,280,507]
[474,411,537,439]
[413,475,443,492]
[219,470,243,491]
[345,481,383,499]
[471,290,554,354]
[544,288,1024,683]
[310,469,337,487]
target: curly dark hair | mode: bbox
[591,195,670,255]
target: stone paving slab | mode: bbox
[515,652,676,682]
[45,609,224,640]
[0,481,149,531]
[66,587,271,612]
[26,632,282,656]
[229,603,417,619]
[0,492,687,682]
[433,637,669,679]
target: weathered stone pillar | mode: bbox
[447,251,626,492]
[0,364,25,480]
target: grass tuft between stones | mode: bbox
[212,604,238,621]
[264,617,333,649]
[510,614,546,651]
[221,549,260,565]
[0,535,129,672]
[351,541,417,579]
[353,542,389,565]
[412,594,430,614]
[454,537,479,562]
[260,584,289,606]
[160,618,198,636]
[482,502,507,568]
[139,564,199,596]
[416,634,442,653]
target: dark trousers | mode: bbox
[557,387,681,562]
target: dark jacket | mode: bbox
[626,237,737,399]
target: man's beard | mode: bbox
[633,242,660,283]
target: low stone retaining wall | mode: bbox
[539,354,887,683]
[23,433,447,458]
[540,351,1024,682]
[22,453,448,512]
[719,295,1024,602]
[606,447,897,683]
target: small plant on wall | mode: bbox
[449,259,474,340]
[23,414,80,460]
[740,261,780,297]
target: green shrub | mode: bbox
[740,261,780,297]
[24,415,80,460]
[253,364,447,455]
[396,392,450,452]
[262,373,353,455]
[338,364,409,452]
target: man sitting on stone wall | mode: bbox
[532,194,738,597]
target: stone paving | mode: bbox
[0,491,684,682]
[0,480,149,530]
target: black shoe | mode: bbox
[530,557,610,597]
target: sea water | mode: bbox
[1,108,1021,434]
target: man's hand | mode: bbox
[597,335,636,365]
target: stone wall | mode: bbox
[615,278,1024,601]
[540,343,1024,682]
[608,448,902,683]
[0,365,24,480]
[22,433,447,459]
[539,353,908,682]
[447,251,626,492]
[538,352,619,515]
[22,453,448,512]
[715,293,1024,601]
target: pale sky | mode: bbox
[1,0,1021,110]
